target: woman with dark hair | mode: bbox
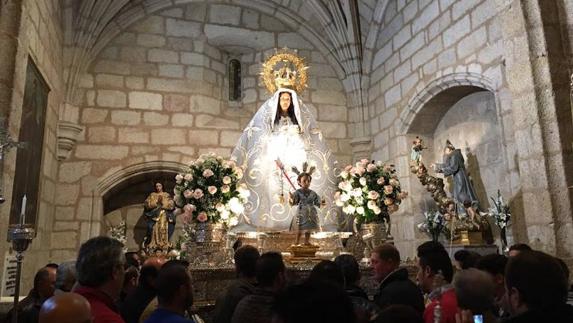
[273,91,298,128]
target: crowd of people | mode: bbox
[2,237,572,323]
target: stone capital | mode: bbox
[57,120,84,161]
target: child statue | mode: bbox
[289,162,324,246]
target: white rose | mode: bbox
[367,200,376,210]
[346,205,356,214]
[229,217,239,226]
[335,199,344,207]
[340,193,350,202]
[220,209,230,220]
[356,206,365,215]
[229,197,244,214]
[352,188,362,197]
[359,177,367,186]
[215,203,225,212]
[340,171,348,179]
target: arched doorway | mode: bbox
[94,161,187,251]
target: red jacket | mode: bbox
[424,287,458,323]
[75,286,125,323]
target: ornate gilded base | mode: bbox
[288,244,320,258]
[453,230,484,245]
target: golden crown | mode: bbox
[260,48,308,94]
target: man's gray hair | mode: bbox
[454,268,495,314]
[55,261,76,292]
[76,237,124,287]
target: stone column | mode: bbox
[0,0,23,199]
[0,0,23,120]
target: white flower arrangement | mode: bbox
[488,190,511,229]
[334,159,407,223]
[173,153,248,227]
[109,220,127,246]
[417,210,446,240]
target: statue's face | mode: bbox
[298,175,311,189]
[279,92,291,112]
[155,183,163,192]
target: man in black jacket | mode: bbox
[371,244,424,314]
[504,250,573,322]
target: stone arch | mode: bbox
[85,161,187,241]
[399,72,498,135]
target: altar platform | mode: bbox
[188,260,419,321]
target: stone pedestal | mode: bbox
[444,244,498,257]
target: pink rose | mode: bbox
[377,177,385,185]
[368,191,380,200]
[203,169,214,178]
[389,178,400,187]
[344,165,353,171]
[182,213,192,224]
[221,185,230,193]
[356,167,365,176]
[197,212,208,222]
[183,204,196,213]
[384,185,393,194]
[184,173,193,181]
[234,167,243,179]
[384,198,394,206]
[183,189,194,198]
[366,163,377,172]
[175,174,183,183]
[223,176,232,184]
[360,158,369,165]
[208,186,217,195]
[193,189,204,199]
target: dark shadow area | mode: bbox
[509,189,525,243]
[465,147,489,210]
[408,86,488,135]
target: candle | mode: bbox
[20,195,27,225]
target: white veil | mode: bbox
[231,88,341,231]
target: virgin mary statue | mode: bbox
[231,50,340,231]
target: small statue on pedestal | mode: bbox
[143,182,176,254]
[288,163,324,257]
[289,163,325,245]
[432,140,480,221]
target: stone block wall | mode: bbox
[366,0,511,258]
[54,3,350,258]
[0,0,64,293]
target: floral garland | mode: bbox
[488,190,511,229]
[334,159,407,223]
[173,153,249,227]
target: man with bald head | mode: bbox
[39,292,92,323]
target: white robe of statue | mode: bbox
[231,88,340,231]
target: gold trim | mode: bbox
[260,48,309,94]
